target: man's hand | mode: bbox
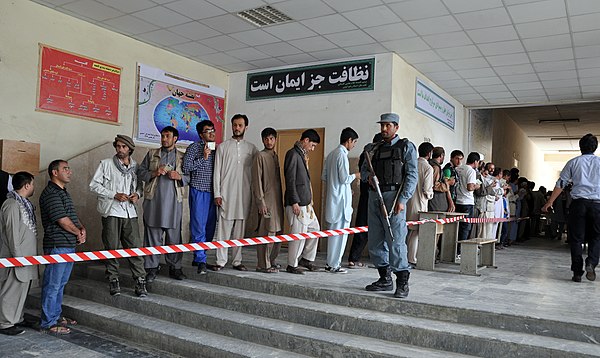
[292,203,301,216]
[114,193,129,202]
[215,197,223,207]
[77,227,87,245]
[448,202,456,212]
[541,203,552,213]
[154,165,168,178]
[446,177,456,186]
[203,144,211,160]
[129,193,139,203]
[354,172,361,180]
[168,171,182,180]
[258,205,268,216]
[394,202,405,214]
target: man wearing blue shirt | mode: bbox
[543,133,600,283]
[361,113,418,298]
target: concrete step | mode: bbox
[78,265,600,358]
[66,278,474,358]
[28,291,309,358]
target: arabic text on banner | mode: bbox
[415,79,455,130]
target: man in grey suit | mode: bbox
[0,172,39,335]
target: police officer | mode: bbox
[361,113,418,298]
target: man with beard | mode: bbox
[90,135,147,297]
[138,126,189,282]
[211,114,258,271]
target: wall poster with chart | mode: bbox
[135,63,226,146]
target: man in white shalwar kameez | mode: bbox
[212,114,258,271]
[322,128,360,273]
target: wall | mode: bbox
[491,109,544,184]
[469,109,494,161]
[390,54,467,155]
[0,1,228,170]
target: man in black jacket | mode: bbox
[284,129,321,274]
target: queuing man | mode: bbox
[89,135,147,297]
[138,126,189,282]
[455,152,481,244]
[443,150,464,204]
[251,127,284,273]
[39,160,84,335]
[183,120,217,275]
[0,172,38,335]
[428,147,454,212]
[362,113,418,298]
[542,134,600,283]
[284,129,321,274]
[322,127,360,273]
[212,114,258,271]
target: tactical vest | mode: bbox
[372,138,407,187]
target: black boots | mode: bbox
[109,278,120,296]
[365,266,393,291]
[135,277,148,297]
[394,270,410,298]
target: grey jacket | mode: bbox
[284,144,312,207]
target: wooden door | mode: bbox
[276,128,325,248]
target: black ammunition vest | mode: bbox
[372,138,408,187]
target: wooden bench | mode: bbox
[457,238,497,276]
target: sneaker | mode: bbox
[135,277,148,297]
[585,264,596,281]
[0,326,25,336]
[197,262,207,275]
[330,267,347,274]
[169,268,186,280]
[109,279,121,296]
[286,265,304,275]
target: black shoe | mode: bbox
[135,277,148,297]
[286,265,304,275]
[0,326,24,336]
[585,264,596,281]
[366,266,393,291]
[394,271,410,298]
[192,261,199,267]
[109,279,121,296]
[197,262,207,275]
[169,268,186,280]
[145,266,159,284]
[299,258,319,271]
[15,319,38,329]
[572,275,582,282]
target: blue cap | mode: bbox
[377,113,399,124]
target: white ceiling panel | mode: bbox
[566,0,600,16]
[198,52,242,66]
[263,23,317,41]
[574,45,600,59]
[501,73,540,83]
[477,40,524,56]
[428,71,462,81]
[132,6,190,27]
[387,0,449,21]
[493,63,535,75]
[437,45,481,60]
[309,48,351,60]
[442,0,503,13]
[579,68,600,78]
[576,58,600,69]
[521,34,572,52]
[529,48,574,63]
[168,21,222,40]
[300,14,357,34]
[205,0,267,12]
[323,0,383,12]
[533,60,576,72]
[506,81,543,90]
[255,42,302,56]
[454,8,512,30]
[102,15,159,35]
[572,30,600,47]
[542,79,580,88]
[97,0,155,13]
[465,76,503,86]
[138,29,189,46]
[407,16,462,36]
[325,30,375,48]
[507,0,566,24]
[570,13,600,32]
[515,18,569,38]
[288,36,337,52]
[382,37,430,53]
[248,58,287,68]
[345,43,388,56]
[171,41,218,56]
[226,47,270,61]
[467,25,519,43]
[342,5,400,28]
[165,0,226,19]
[363,23,416,42]
[413,61,452,73]
[199,35,247,51]
[423,32,472,49]
[487,53,530,66]
[273,0,335,20]
[202,14,256,34]
[230,29,280,46]
[456,67,496,79]
[400,50,442,63]
[447,57,490,70]
[62,0,123,21]
[474,84,509,92]
[278,53,317,64]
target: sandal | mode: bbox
[42,325,70,335]
[59,317,77,327]
[233,264,248,271]
[256,267,278,273]
[348,261,365,269]
[208,264,224,271]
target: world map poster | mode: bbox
[136,64,226,146]
[37,44,121,123]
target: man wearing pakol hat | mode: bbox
[90,134,147,297]
[361,113,418,298]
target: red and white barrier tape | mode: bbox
[462,216,529,224]
[0,215,528,268]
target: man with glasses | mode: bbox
[183,120,217,274]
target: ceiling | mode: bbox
[31,0,600,108]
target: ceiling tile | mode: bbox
[566,0,600,16]
[517,95,549,102]
[529,48,574,63]
[289,36,337,52]
[221,62,258,72]
[423,31,472,49]
[448,86,477,95]
[342,5,400,28]
[456,67,496,78]
[442,0,503,13]
[579,68,600,78]
[62,0,124,21]
[467,25,519,43]
[413,61,452,72]
[507,0,566,23]
[435,79,469,88]
[323,0,383,12]
[428,71,461,81]
[581,84,600,92]
[202,14,256,34]
[198,52,242,66]
[577,58,600,69]
[474,84,508,92]
[226,47,270,61]
[301,14,357,34]
[263,23,317,41]
[571,13,600,32]
[506,82,543,90]
[493,63,534,75]
[481,92,514,99]
[97,0,155,13]
[132,6,191,27]
[230,29,280,46]
[363,23,416,42]
[437,45,482,60]
[199,35,247,51]
[325,30,375,47]
[205,0,266,12]
[501,73,540,83]
[542,79,580,88]
[455,93,484,101]
[515,18,569,38]
[447,57,490,70]
[346,43,389,56]
[477,40,524,56]
[138,29,190,46]
[487,53,530,66]
[400,50,442,63]
[309,48,351,60]
[574,45,600,59]
[102,15,159,35]
[382,37,430,52]
[454,8,512,30]
[255,42,302,56]
[278,53,318,64]
[165,0,226,19]
[511,89,546,96]
[171,41,218,56]
[537,70,577,81]
[168,21,221,40]
[533,60,576,72]
[34,0,73,6]
[248,58,287,69]
[545,86,580,95]
[573,30,600,47]
[407,16,462,36]
[388,0,449,21]
[273,0,335,20]
[465,76,503,86]
[522,34,572,51]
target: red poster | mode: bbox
[37,44,121,123]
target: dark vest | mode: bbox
[372,139,407,187]
[428,159,448,212]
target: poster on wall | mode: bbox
[36,44,121,124]
[246,58,375,100]
[415,79,455,130]
[135,63,226,146]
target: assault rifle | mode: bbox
[363,149,395,241]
